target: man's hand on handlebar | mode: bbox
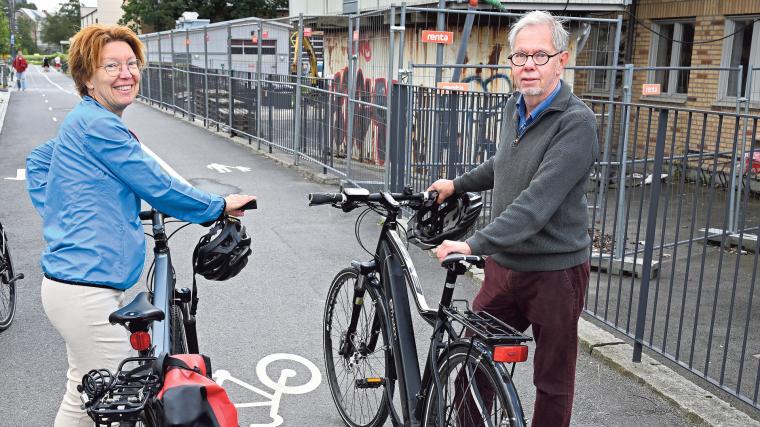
[427,179,455,204]
[434,240,472,262]
[224,194,257,217]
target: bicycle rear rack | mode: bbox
[81,356,160,426]
[443,307,533,345]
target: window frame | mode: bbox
[586,25,614,93]
[646,19,695,99]
[718,16,760,103]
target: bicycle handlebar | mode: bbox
[308,188,438,208]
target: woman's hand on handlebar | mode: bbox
[224,194,256,217]
[434,240,471,262]
[427,179,455,204]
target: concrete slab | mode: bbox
[590,251,660,279]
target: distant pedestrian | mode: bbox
[12,50,27,90]
[42,56,50,71]
[54,55,61,71]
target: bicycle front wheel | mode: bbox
[323,268,392,427]
[170,304,188,354]
[423,342,526,427]
[0,231,18,331]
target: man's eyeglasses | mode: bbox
[507,51,563,67]
[99,59,141,76]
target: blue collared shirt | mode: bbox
[26,96,225,290]
[516,81,562,137]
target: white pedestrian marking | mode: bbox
[48,107,52,111]
[53,117,57,122]
[4,169,26,181]
[214,353,321,427]
[45,99,48,103]
[207,163,251,173]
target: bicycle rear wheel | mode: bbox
[423,342,526,427]
[0,230,17,331]
[323,268,393,427]
[170,304,188,354]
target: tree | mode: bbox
[40,0,79,49]
[120,0,286,33]
[16,16,36,53]
[0,13,9,55]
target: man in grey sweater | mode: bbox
[430,11,599,426]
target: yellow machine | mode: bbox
[290,31,318,83]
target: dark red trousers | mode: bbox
[468,257,590,427]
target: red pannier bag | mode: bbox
[154,353,238,427]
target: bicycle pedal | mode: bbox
[355,377,385,388]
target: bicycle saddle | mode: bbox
[109,291,165,326]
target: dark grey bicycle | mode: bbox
[310,187,531,427]
[0,221,23,331]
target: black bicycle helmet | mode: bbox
[407,192,483,250]
[192,217,252,281]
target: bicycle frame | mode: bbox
[139,210,198,356]
[348,204,456,425]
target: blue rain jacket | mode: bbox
[26,96,225,290]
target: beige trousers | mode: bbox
[41,277,134,427]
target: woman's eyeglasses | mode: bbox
[99,59,141,76]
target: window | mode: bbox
[719,17,760,100]
[647,20,695,96]
[586,25,613,92]
[230,39,276,55]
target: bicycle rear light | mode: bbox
[493,345,528,363]
[129,331,151,351]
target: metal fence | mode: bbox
[137,7,760,413]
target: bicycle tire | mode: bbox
[422,341,526,427]
[170,304,188,355]
[136,403,160,427]
[323,268,393,427]
[0,230,17,331]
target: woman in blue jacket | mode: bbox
[26,24,255,426]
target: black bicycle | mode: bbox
[0,221,23,331]
[79,203,255,426]
[310,187,531,426]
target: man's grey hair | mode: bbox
[508,11,569,52]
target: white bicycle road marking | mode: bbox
[214,353,322,427]
[4,169,25,180]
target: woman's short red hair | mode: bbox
[69,24,145,97]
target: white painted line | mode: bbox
[140,143,190,186]
[48,106,52,111]
[44,99,48,103]
[36,66,78,97]
[52,117,57,122]
[4,169,25,180]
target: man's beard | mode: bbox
[522,87,543,96]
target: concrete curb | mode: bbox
[137,99,759,426]
[463,268,759,427]
[0,90,11,135]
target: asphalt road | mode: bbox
[0,66,693,426]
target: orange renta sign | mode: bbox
[437,82,469,91]
[421,30,454,44]
[642,83,661,96]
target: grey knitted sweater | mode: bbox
[453,82,599,271]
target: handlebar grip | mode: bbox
[308,192,345,206]
[241,199,258,210]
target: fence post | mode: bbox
[257,22,263,150]
[633,108,669,362]
[384,6,397,190]
[170,29,176,115]
[390,83,409,192]
[158,33,164,108]
[346,16,357,182]
[728,65,745,233]
[203,26,209,127]
[146,36,152,104]
[735,67,754,232]
[227,24,234,136]
[431,0,446,181]
[595,17,623,216]
[186,29,192,120]
[445,91,459,179]
[293,14,304,166]
[613,64,634,259]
